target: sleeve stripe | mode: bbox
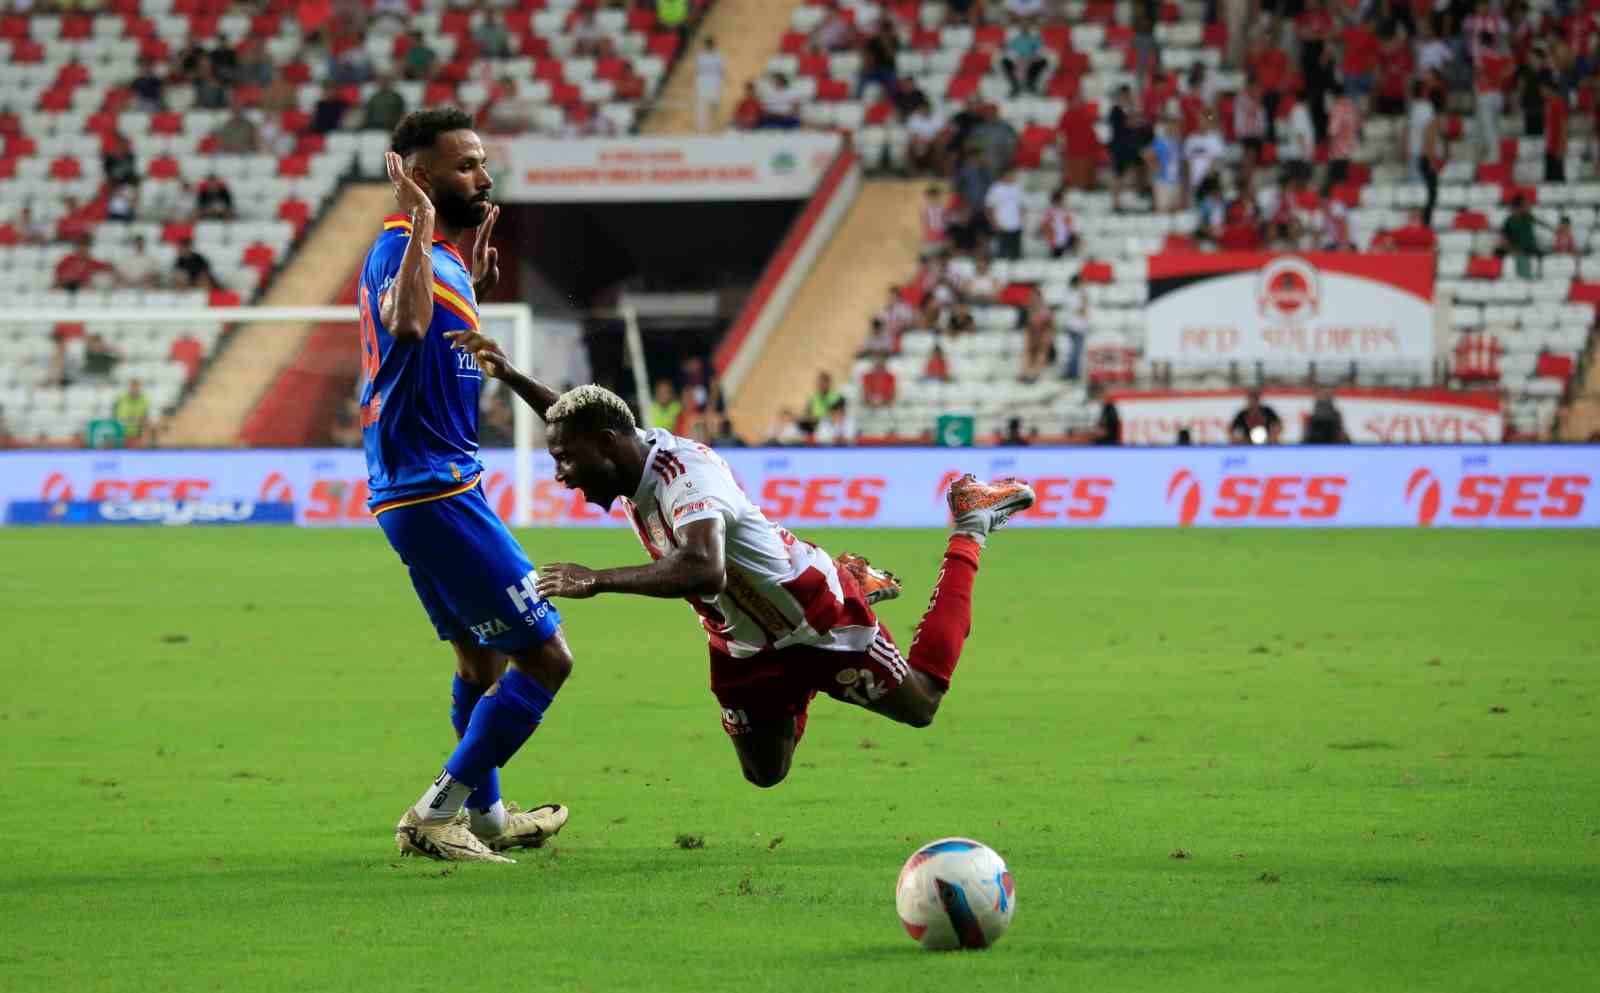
[431,280,480,331]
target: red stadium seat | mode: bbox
[209,288,243,307]
[1536,351,1575,387]
[38,88,73,112]
[148,155,180,179]
[242,242,277,273]
[534,58,565,82]
[424,81,456,104]
[959,50,992,75]
[151,112,184,135]
[1476,161,1511,183]
[281,108,312,132]
[277,154,310,177]
[48,156,81,180]
[798,52,829,77]
[779,30,807,54]
[12,40,44,63]
[1502,183,1536,205]
[596,57,627,81]
[1568,281,1600,304]
[648,32,680,58]
[162,220,194,245]
[278,198,311,236]
[816,78,849,101]
[974,26,1005,46]
[295,133,326,155]
[1466,255,1503,279]
[998,283,1035,307]
[1079,260,1114,284]
[627,8,657,31]
[139,37,169,61]
[170,336,204,380]
[60,16,93,40]
[947,75,979,100]
[1453,210,1488,231]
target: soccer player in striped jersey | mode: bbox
[444,335,1035,788]
[360,108,571,862]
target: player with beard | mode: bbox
[422,336,1036,789]
[359,107,571,862]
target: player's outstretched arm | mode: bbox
[380,151,436,343]
[538,519,727,600]
[444,329,561,421]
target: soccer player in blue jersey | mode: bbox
[360,108,571,863]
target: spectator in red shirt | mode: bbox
[732,80,762,130]
[1326,85,1362,189]
[1544,81,1569,181]
[1475,36,1514,160]
[1058,98,1101,191]
[861,357,897,407]
[920,343,950,383]
[1375,25,1416,116]
[1246,32,1290,140]
[54,237,113,292]
[1341,21,1380,104]
[1178,64,1212,138]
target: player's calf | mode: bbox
[867,671,944,729]
[730,720,799,789]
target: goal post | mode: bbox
[0,303,542,527]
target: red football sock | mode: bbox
[906,534,982,691]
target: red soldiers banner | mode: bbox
[1146,253,1437,363]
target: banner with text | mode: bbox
[1146,253,1437,363]
[3,446,1595,528]
[481,133,843,202]
[1104,388,1502,445]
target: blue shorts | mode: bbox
[376,483,562,653]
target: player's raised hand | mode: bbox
[385,151,433,219]
[445,329,512,378]
[471,203,500,296]
[536,563,599,600]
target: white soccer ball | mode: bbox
[895,837,1016,950]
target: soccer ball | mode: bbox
[895,837,1016,950]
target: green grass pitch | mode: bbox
[1,527,1597,992]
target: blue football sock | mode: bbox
[444,668,554,791]
[451,675,502,812]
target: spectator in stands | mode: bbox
[1020,287,1056,383]
[920,186,950,250]
[1059,274,1088,379]
[114,379,150,444]
[173,240,214,289]
[945,0,983,28]
[130,59,165,111]
[571,9,608,57]
[758,74,801,129]
[403,30,438,81]
[1406,81,1442,225]
[234,37,273,87]
[964,255,1002,303]
[193,57,229,110]
[1517,43,1551,138]
[805,371,844,424]
[214,108,262,155]
[814,397,857,446]
[1039,189,1077,256]
[1184,111,1226,205]
[878,284,918,340]
[1230,390,1282,444]
[905,95,945,173]
[1282,98,1316,190]
[733,80,764,130]
[857,18,900,99]
[1193,175,1225,245]
[1391,208,1438,252]
[1297,0,1338,141]
[332,43,374,85]
[811,6,859,52]
[472,8,513,59]
[14,206,47,246]
[695,38,725,133]
[1108,86,1148,213]
[1093,402,1121,445]
[710,416,747,448]
[1319,198,1354,252]
[103,132,138,187]
[1302,389,1350,444]
[860,317,896,357]
[1342,16,1380,105]
[1544,79,1569,182]
[1147,117,1182,213]
[1000,416,1030,446]
[1373,24,1417,117]
[311,82,351,134]
[984,166,1025,261]
[765,408,808,445]
[648,379,684,431]
[1476,34,1514,159]
[195,173,235,221]
[1131,7,1161,82]
[82,333,121,382]
[1002,19,1050,98]
[1234,76,1268,188]
[1465,0,1508,60]
[952,151,995,244]
[331,395,364,448]
[943,302,977,336]
[1246,30,1290,141]
[1326,86,1361,190]
[1058,96,1101,191]
[116,235,163,289]
[921,343,951,383]
[1552,215,1579,254]
[358,74,406,133]
[1497,194,1545,275]
[968,103,1019,176]
[54,237,112,293]
[862,357,897,407]
[106,182,138,223]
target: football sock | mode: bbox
[469,800,509,838]
[450,675,502,813]
[906,534,982,691]
[442,667,554,798]
[414,770,475,824]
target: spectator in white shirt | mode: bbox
[1282,99,1316,188]
[1182,111,1226,197]
[695,37,724,133]
[116,235,163,289]
[964,256,1001,303]
[984,166,1025,260]
[1038,189,1077,257]
[759,73,801,129]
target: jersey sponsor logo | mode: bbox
[1405,468,1590,525]
[1166,469,1346,525]
[470,618,512,641]
[504,570,553,623]
[723,566,794,640]
[759,476,884,521]
[673,498,714,520]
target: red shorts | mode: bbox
[711,622,909,738]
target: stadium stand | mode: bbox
[734,0,1599,443]
[0,0,706,447]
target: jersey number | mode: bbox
[358,284,381,387]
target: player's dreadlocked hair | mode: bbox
[390,107,475,157]
[545,385,638,436]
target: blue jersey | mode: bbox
[358,213,484,510]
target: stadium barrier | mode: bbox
[3,446,1597,528]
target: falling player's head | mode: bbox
[545,385,642,508]
[391,107,493,230]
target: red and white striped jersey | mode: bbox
[620,428,878,658]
